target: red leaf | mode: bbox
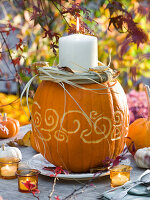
[58,66,74,73]
[43,166,69,177]
[120,38,131,57]
[50,174,55,177]
[55,196,60,200]
[129,27,148,46]
[9,24,16,32]
[131,143,136,156]
[6,31,10,36]
[32,188,40,195]
[126,136,136,156]
[11,57,20,66]
[14,72,22,84]
[112,157,120,167]
[16,39,23,51]
[107,1,148,51]
[22,180,36,191]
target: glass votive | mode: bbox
[0,157,20,179]
[16,169,40,193]
[110,165,132,188]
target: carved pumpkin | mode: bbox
[127,85,150,151]
[0,113,20,138]
[32,80,129,172]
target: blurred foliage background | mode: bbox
[0,0,150,124]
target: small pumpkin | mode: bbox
[134,147,150,168]
[0,113,20,138]
[0,144,22,161]
[127,85,150,151]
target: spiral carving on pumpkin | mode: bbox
[36,108,59,141]
[80,111,112,143]
[44,109,59,131]
[33,101,126,143]
[54,130,69,142]
[111,110,124,140]
[33,111,42,127]
[61,110,90,134]
[32,102,51,141]
[90,111,100,120]
[54,110,92,142]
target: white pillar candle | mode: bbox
[59,34,98,72]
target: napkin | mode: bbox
[98,183,150,200]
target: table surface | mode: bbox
[0,125,146,200]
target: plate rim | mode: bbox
[27,153,110,180]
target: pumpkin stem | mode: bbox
[2,144,5,151]
[3,113,7,122]
[145,85,150,121]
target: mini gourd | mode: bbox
[0,144,22,161]
[127,85,150,151]
[0,113,20,138]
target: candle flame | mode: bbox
[76,17,80,32]
[5,165,9,169]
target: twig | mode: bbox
[49,177,57,200]
[39,0,49,26]
[51,0,70,27]
[32,193,40,200]
[1,51,14,76]
[0,78,15,81]
[0,31,17,73]
[0,97,19,108]
[62,175,99,200]
[62,184,88,200]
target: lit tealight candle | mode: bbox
[16,169,40,193]
[0,158,20,179]
[111,173,129,187]
[20,177,37,191]
[110,165,132,188]
[1,164,17,177]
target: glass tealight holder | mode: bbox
[16,169,40,193]
[110,165,132,188]
[0,157,20,179]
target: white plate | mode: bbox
[27,154,109,180]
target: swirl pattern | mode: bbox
[33,101,126,143]
[54,130,68,142]
[45,109,59,131]
[111,110,125,140]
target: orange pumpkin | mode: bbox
[32,80,129,172]
[127,85,150,151]
[0,113,20,138]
